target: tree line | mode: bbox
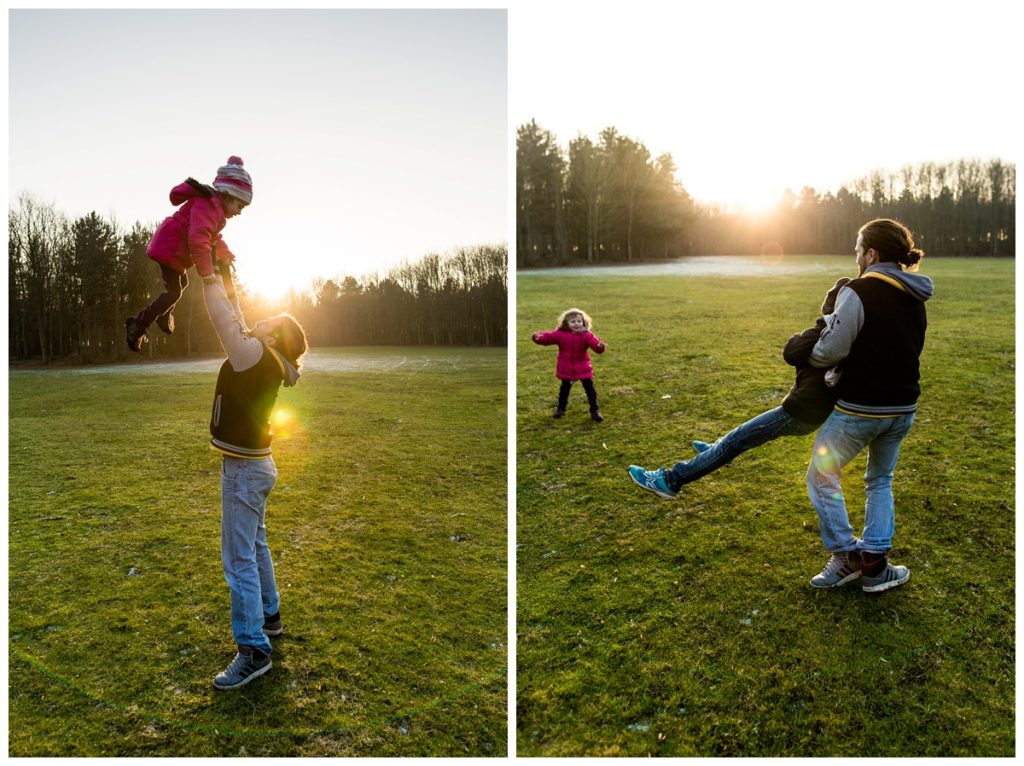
[8,193,507,363]
[517,119,1015,266]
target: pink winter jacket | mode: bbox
[532,328,606,380]
[147,180,235,277]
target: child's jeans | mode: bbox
[134,264,187,329]
[666,406,817,491]
[558,378,599,412]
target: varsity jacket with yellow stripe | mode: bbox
[809,262,933,418]
[203,276,300,458]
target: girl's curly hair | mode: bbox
[557,308,593,331]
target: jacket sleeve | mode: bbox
[202,275,264,372]
[188,198,221,278]
[810,287,864,368]
[214,234,235,264]
[783,319,826,367]
[532,330,558,345]
[584,331,606,353]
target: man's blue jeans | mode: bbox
[666,406,817,490]
[806,409,915,554]
[221,455,280,654]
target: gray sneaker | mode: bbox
[810,551,862,588]
[862,563,910,593]
[213,646,272,690]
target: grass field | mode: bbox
[516,256,1014,757]
[9,347,507,757]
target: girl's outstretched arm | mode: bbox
[583,331,606,353]
[532,330,557,345]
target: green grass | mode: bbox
[516,256,1014,757]
[9,347,507,757]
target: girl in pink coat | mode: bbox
[531,307,607,421]
[126,156,253,352]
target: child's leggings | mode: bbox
[134,264,188,329]
[558,378,599,412]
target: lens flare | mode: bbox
[270,408,300,441]
[814,445,838,473]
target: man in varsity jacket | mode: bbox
[803,218,934,593]
[201,269,308,689]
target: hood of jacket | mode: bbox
[864,261,934,303]
[263,345,301,388]
[281,356,301,388]
[169,178,217,207]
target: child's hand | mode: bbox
[531,332,541,343]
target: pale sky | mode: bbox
[9,8,507,299]
[511,0,1021,214]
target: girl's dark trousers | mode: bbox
[134,264,188,329]
[558,377,599,413]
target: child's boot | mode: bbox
[552,407,565,418]
[590,407,604,422]
[155,312,175,335]
[125,317,148,352]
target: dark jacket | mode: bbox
[781,318,840,425]
[203,278,300,458]
[210,348,289,458]
[811,263,933,417]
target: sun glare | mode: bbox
[239,264,307,303]
[270,408,298,440]
[701,188,784,217]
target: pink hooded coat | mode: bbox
[147,181,235,278]
[532,328,606,380]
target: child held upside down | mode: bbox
[628,277,851,499]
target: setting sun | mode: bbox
[237,258,304,302]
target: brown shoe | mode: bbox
[860,550,888,577]
[125,317,148,352]
[263,612,283,637]
[155,312,175,335]
[552,407,565,418]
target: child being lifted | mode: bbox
[126,156,252,351]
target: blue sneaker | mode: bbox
[627,466,677,500]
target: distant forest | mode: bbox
[8,194,507,363]
[517,120,1016,267]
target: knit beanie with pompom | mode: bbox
[212,156,253,204]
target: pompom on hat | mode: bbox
[212,156,253,204]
